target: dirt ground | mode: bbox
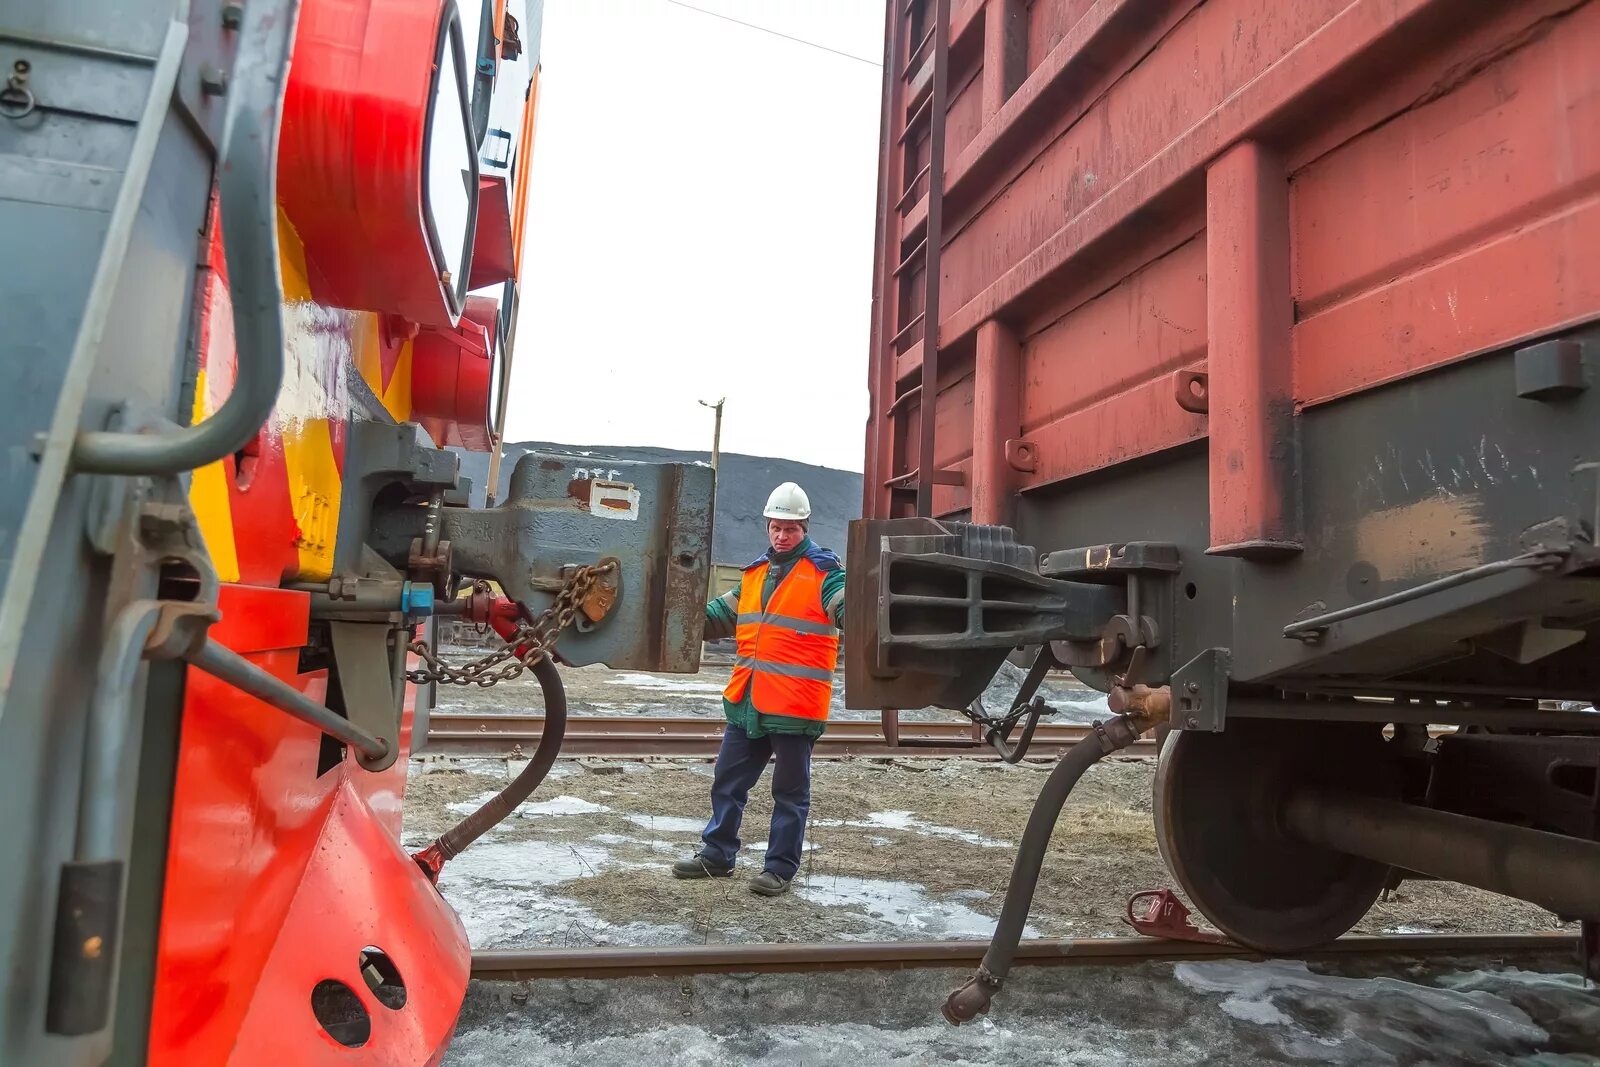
[403,752,1569,951]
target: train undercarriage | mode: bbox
[847,328,1600,1010]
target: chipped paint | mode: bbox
[589,480,641,521]
[1355,494,1488,580]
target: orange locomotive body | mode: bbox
[151,3,541,1060]
[1,1,715,1063]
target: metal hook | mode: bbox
[1,59,35,119]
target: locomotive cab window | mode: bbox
[424,3,480,318]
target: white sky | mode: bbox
[504,0,884,472]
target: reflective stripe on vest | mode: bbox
[724,558,838,721]
[734,612,839,637]
[733,655,834,681]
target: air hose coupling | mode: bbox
[1106,684,1171,737]
[941,965,1003,1024]
[940,699,1165,1025]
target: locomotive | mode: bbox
[0,0,711,1062]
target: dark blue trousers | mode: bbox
[698,723,814,880]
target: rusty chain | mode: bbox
[405,561,617,687]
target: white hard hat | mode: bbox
[763,482,811,522]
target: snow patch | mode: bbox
[608,672,727,694]
[814,810,1010,849]
[446,792,613,819]
[622,813,706,834]
[794,874,1032,940]
[522,795,613,816]
[1175,959,1549,1064]
[745,840,818,854]
[436,838,687,949]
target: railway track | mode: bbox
[422,713,1156,759]
[470,932,1578,980]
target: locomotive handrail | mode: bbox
[72,0,302,475]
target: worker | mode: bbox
[672,482,845,896]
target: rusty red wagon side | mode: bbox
[852,0,1600,959]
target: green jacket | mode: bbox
[705,537,845,739]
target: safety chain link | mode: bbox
[405,561,617,687]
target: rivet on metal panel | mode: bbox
[1004,439,1039,473]
[199,65,229,97]
[1173,370,1209,414]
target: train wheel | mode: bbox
[1154,718,1397,953]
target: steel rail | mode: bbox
[470,931,1577,981]
[422,714,1157,759]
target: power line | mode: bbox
[663,0,881,67]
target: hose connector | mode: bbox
[941,700,1165,1024]
[1106,683,1171,735]
[411,841,447,885]
[941,965,1003,1025]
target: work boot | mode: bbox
[671,853,733,879]
[750,871,791,897]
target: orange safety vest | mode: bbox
[723,558,839,721]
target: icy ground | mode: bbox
[410,789,1043,947]
[404,757,1569,949]
[444,954,1600,1066]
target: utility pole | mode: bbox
[699,398,725,578]
[698,397,725,472]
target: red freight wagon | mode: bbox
[850,0,1600,984]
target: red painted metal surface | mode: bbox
[278,0,467,328]
[467,175,517,291]
[143,2,554,1060]
[414,295,497,451]
[863,0,1600,520]
[1205,141,1299,558]
[969,319,1019,525]
[148,586,466,1064]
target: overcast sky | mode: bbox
[504,0,884,472]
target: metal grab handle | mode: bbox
[77,601,163,861]
[187,638,389,761]
[72,0,303,475]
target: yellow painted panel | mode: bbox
[350,313,414,424]
[352,312,385,406]
[281,417,341,581]
[277,208,314,303]
[186,368,241,583]
[382,336,414,421]
[275,209,345,581]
